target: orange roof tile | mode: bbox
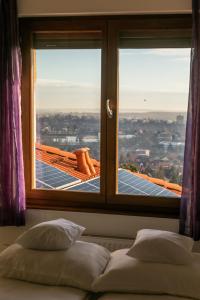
[36,144,100,181]
[36,143,100,167]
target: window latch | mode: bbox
[106,99,113,119]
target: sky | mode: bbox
[35,48,191,113]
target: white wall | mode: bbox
[17,0,191,17]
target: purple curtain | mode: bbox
[179,0,200,240]
[0,0,25,225]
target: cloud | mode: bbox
[120,85,189,94]
[120,51,140,56]
[35,81,101,113]
[146,48,191,58]
[119,90,188,113]
[173,57,191,62]
[36,78,97,89]
[120,49,191,60]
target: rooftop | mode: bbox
[35,144,181,197]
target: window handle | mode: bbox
[106,99,113,119]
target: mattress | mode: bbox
[96,294,192,300]
[0,277,89,300]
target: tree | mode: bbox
[156,166,165,179]
[121,163,138,173]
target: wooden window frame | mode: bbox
[20,15,192,218]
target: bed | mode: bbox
[0,277,193,300]
[0,276,89,300]
[0,224,200,300]
[95,294,192,300]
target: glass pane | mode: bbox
[118,47,190,198]
[34,32,101,192]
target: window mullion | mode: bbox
[106,21,119,203]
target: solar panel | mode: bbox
[66,177,100,192]
[118,169,178,197]
[36,160,178,197]
[67,169,178,197]
[36,160,81,189]
[36,180,51,189]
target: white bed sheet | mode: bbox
[0,276,88,300]
[97,294,192,300]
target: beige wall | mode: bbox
[17,0,191,17]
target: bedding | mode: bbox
[127,229,193,264]
[95,293,192,300]
[93,249,200,300]
[0,276,89,300]
[16,218,85,250]
[0,241,110,290]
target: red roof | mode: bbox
[36,144,100,181]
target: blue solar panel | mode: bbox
[36,160,81,189]
[36,160,178,197]
[67,169,178,197]
[67,177,100,192]
[118,169,178,197]
[36,180,51,189]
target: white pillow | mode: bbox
[16,218,85,250]
[93,249,200,299]
[0,241,110,291]
[127,229,193,264]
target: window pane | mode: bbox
[34,32,101,192]
[118,48,190,197]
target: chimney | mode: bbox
[85,148,96,176]
[74,148,96,176]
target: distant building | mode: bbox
[135,149,150,157]
[65,136,78,144]
[52,136,78,145]
[159,157,171,169]
[118,134,136,139]
[82,135,98,143]
[158,132,172,142]
[159,141,184,148]
[176,115,184,125]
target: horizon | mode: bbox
[36,109,187,114]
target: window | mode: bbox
[118,38,190,197]
[34,32,102,193]
[20,15,191,216]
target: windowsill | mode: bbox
[26,197,180,219]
